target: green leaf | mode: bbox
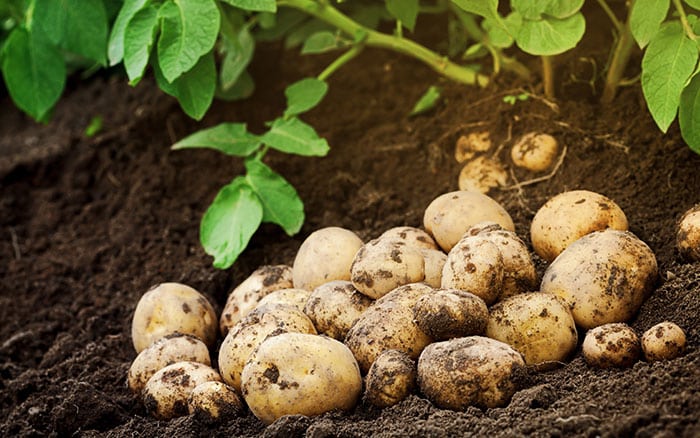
[630,0,670,49]
[172,123,261,155]
[220,0,276,12]
[84,115,103,137]
[254,9,307,42]
[201,177,263,269]
[483,13,521,48]
[124,4,159,85]
[216,69,255,101]
[385,0,419,32]
[219,23,254,90]
[514,12,586,56]
[301,31,348,54]
[108,0,149,66]
[156,0,220,83]
[261,117,330,156]
[679,73,700,153]
[510,0,550,20]
[283,78,328,118]
[410,85,441,116]
[284,19,332,49]
[245,158,304,235]
[642,22,699,132]
[543,0,584,19]
[1,28,66,121]
[154,51,216,120]
[685,0,700,9]
[450,0,500,21]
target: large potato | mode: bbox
[441,234,503,305]
[540,230,657,329]
[530,190,628,262]
[303,280,373,340]
[413,289,488,340]
[379,226,439,250]
[423,191,515,252]
[131,283,217,353]
[364,349,416,408]
[677,204,700,261]
[351,239,425,299]
[241,333,362,424]
[293,227,364,291]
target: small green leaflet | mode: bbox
[630,0,670,49]
[385,0,419,32]
[542,0,584,19]
[685,0,700,9]
[216,70,255,101]
[220,0,276,12]
[514,12,586,56]
[283,78,328,118]
[84,116,103,137]
[261,117,330,156]
[483,13,522,48]
[641,22,698,132]
[219,23,254,90]
[200,177,263,269]
[679,73,700,154]
[124,4,159,85]
[285,20,333,49]
[154,51,217,120]
[410,85,442,116]
[108,0,149,66]
[172,123,261,155]
[510,0,550,20]
[301,31,348,54]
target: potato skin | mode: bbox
[641,322,687,362]
[241,333,362,425]
[303,280,373,340]
[364,350,416,408]
[255,288,311,312]
[420,249,447,288]
[540,230,657,329]
[413,289,488,340]
[677,205,700,261]
[379,226,439,251]
[510,132,558,172]
[458,156,508,194]
[582,323,640,369]
[188,381,243,423]
[351,239,425,299]
[441,235,504,305]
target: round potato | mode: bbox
[441,234,504,305]
[420,248,447,288]
[530,190,629,262]
[220,265,293,335]
[131,283,217,353]
[423,191,515,252]
[540,230,657,329]
[255,288,311,312]
[364,350,416,408]
[458,155,508,194]
[293,227,364,291]
[486,293,577,367]
[413,289,488,340]
[351,239,425,299]
[455,131,492,163]
[379,226,439,250]
[677,204,700,261]
[303,280,373,340]
[510,132,559,172]
[582,323,640,369]
[417,336,525,410]
[241,333,362,424]
[641,321,687,362]
[188,381,243,423]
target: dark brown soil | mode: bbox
[1,9,699,438]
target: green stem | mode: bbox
[541,56,555,99]
[672,0,698,41]
[601,9,635,104]
[395,20,403,38]
[596,0,622,32]
[317,44,364,81]
[278,0,489,86]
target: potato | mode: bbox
[128,334,211,394]
[677,204,700,261]
[486,293,577,367]
[131,283,217,353]
[441,234,504,305]
[423,191,515,252]
[220,265,293,335]
[255,288,311,312]
[241,333,362,424]
[188,381,243,423]
[303,280,373,340]
[143,361,221,420]
[420,248,447,288]
[379,226,439,250]
[417,336,525,410]
[530,190,628,262]
[582,323,640,369]
[641,321,687,362]
[455,131,492,163]
[293,227,364,291]
[218,304,317,392]
[510,132,558,172]
[364,350,416,408]
[413,289,488,340]
[458,156,508,194]
[345,283,434,373]
[351,238,425,299]
[540,230,657,329]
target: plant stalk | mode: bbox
[672,0,698,41]
[596,0,622,32]
[601,11,635,104]
[317,44,364,81]
[541,56,555,99]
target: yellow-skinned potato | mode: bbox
[364,349,416,408]
[351,239,425,299]
[420,249,447,288]
[510,132,559,172]
[582,323,640,369]
[379,226,439,250]
[540,230,657,329]
[131,283,217,353]
[255,288,311,312]
[441,235,504,305]
[128,334,211,394]
[303,280,373,340]
[642,322,687,362]
[486,293,577,367]
[293,227,364,291]
[143,361,221,420]
[455,131,492,163]
[241,333,362,425]
[413,289,488,340]
[345,283,434,373]
[423,191,515,252]
[188,381,243,423]
[458,156,508,194]
[220,265,293,335]
[530,190,628,262]
[677,205,700,261]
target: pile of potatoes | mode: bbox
[128,189,692,425]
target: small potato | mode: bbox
[220,265,293,335]
[582,323,640,369]
[241,333,362,425]
[423,191,515,252]
[413,289,488,340]
[540,230,657,329]
[255,288,311,312]
[510,132,559,172]
[303,280,373,340]
[458,156,508,194]
[486,293,577,367]
[143,361,221,420]
[441,235,504,305]
[677,205,700,261]
[420,249,447,288]
[345,283,434,373]
[364,350,416,408]
[293,227,364,291]
[128,334,211,394]
[131,283,217,353]
[351,239,425,299]
[188,381,243,423]
[417,336,525,410]
[455,131,492,163]
[379,226,439,250]
[530,190,628,262]
[641,322,687,362]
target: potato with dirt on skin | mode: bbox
[255,288,311,313]
[293,227,364,291]
[303,280,373,340]
[441,234,504,305]
[676,204,700,261]
[345,283,434,373]
[413,289,488,340]
[642,321,687,362]
[458,155,508,194]
[241,333,362,425]
[364,349,416,408]
[420,248,447,288]
[379,226,439,250]
[131,282,217,353]
[454,131,492,163]
[510,132,559,172]
[582,323,640,369]
[423,190,515,252]
[530,190,628,262]
[351,238,425,299]
[188,381,243,423]
[540,229,657,329]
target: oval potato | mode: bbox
[188,381,243,423]
[351,239,425,299]
[582,323,640,369]
[255,288,311,312]
[413,289,488,340]
[303,280,373,340]
[364,350,416,408]
[379,226,439,251]
[641,321,687,362]
[441,235,504,305]
[510,132,559,172]
[677,204,700,261]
